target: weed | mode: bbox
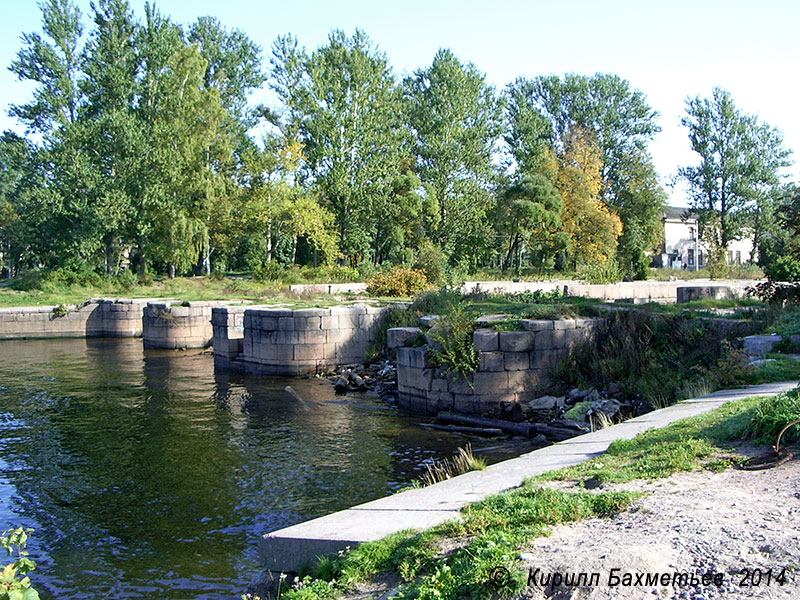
[419,444,487,487]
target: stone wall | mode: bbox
[0,299,149,340]
[142,301,222,349]
[212,304,396,375]
[462,279,757,303]
[393,317,604,415]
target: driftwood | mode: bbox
[437,412,535,437]
[419,423,505,436]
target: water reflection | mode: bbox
[0,338,528,599]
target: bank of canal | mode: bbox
[0,338,530,599]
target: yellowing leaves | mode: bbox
[554,128,622,267]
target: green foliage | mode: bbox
[426,304,480,378]
[52,303,69,317]
[412,240,448,286]
[1,527,40,600]
[559,310,761,407]
[365,267,429,297]
[576,258,622,284]
[738,387,800,445]
[679,88,792,267]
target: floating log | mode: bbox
[419,423,505,436]
[437,412,535,437]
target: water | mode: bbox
[0,338,528,599]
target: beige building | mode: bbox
[652,207,754,270]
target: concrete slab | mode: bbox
[259,380,799,573]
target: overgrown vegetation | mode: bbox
[364,267,430,297]
[556,308,794,408]
[420,444,487,487]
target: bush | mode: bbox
[412,241,448,286]
[427,304,480,378]
[365,267,430,297]
[253,261,285,282]
[739,388,800,445]
[576,259,621,284]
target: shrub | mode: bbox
[739,388,800,445]
[427,304,479,378]
[253,261,285,282]
[365,267,429,297]
[412,241,448,286]
[576,259,621,284]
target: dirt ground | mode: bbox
[518,458,800,600]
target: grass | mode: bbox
[537,387,800,485]
[740,354,800,385]
[274,387,800,600]
[420,444,487,487]
[282,487,640,600]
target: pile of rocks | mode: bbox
[327,361,398,399]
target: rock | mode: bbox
[475,313,511,325]
[606,382,622,396]
[748,358,776,367]
[348,371,368,392]
[527,395,565,411]
[569,387,590,401]
[530,434,548,445]
[334,376,348,393]
[424,333,443,352]
[387,327,423,349]
[419,315,441,328]
[592,398,623,418]
[742,334,782,357]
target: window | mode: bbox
[736,250,741,265]
[698,251,704,266]
[688,249,695,265]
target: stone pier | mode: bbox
[142,301,225,349]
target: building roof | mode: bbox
[664,206,697,221]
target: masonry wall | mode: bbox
[0,299,149,340]
[212,304,396,375]
[461,279,757,303]
[142,302,221,349]
[395,318,604,415]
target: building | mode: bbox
[652,207,754,270]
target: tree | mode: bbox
[270,30,406,264]
[404,49,504,268]
[494,174,566,273]
[678,87,792,269]
[553,129,622,268]
[80,0,141,273]
[507,74,664,277]
[9,0,84,134]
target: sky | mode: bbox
[1,0,799,206]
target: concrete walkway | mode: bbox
[259,380,799,572]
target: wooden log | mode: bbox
[437,411,535,437]
[419,423,505,436]
[528,423,581,442]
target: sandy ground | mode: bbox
[518,458,800,600]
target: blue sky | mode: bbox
[2,0,799,205]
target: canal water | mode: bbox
[0,338,528,599]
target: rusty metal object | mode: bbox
[736,418,798,471]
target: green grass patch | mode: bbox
[741,354,800,385]
[537,388,800,485]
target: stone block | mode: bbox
[260,316,279,331]
[419,315,441,327]
[499,331,535,352]
[294,343,324,361]
[330,304,367,316]
[507,370,539,392]
[473,328,499,351]
[448,375,474,395]
[170,306,190,317]
[430,377,449,393]
[503,351,530,371]
[453,394,481,414]
[337,313,361,329]
[323,343,338,360]
[294,316,322,330]
[428,392,454,414]
[479,351,504,372]
[473,371,508,394]
[553,319,576,330]
[278,317,296,331]
[397,347,428,369]
[320,316,339,329]
[387,327,423,348]
[743,335,782,357]
[521,319,554,331]
[293,308,328,318]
